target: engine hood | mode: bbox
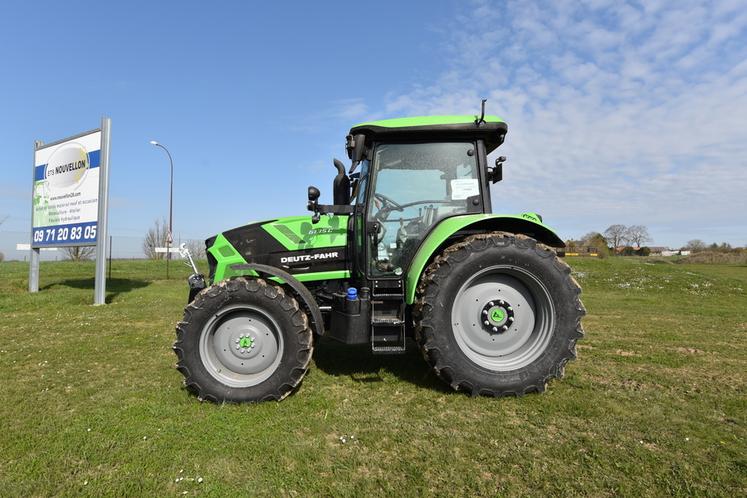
[206,214,350,283]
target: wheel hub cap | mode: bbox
[481,299,515,333]
[230,331,260,360]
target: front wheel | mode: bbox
[415,232,585,396]
[174,277,313,402]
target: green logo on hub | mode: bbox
[491,308,505,322]
[239,337,253,348]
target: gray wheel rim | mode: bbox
[450,265,555,371]
[199,304,284,388]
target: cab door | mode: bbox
[364,141,481,279]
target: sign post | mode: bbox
[94,117,111,305]
[29,118,111,304]
[29,140,43,293]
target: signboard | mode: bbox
[32,130,102,247]
[29,117,111,305]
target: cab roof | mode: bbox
[350,115,508,153]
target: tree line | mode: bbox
[566,224,653,257]
[567,224,744,258]
[681,239,743,253]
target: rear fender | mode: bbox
[405,214,564,304]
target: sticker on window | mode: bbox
[450,179,479,200]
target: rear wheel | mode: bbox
[174,277,313,402]
[415,232,584,396]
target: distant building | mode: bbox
[661,250,690,257]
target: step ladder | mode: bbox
[371,279,406,354]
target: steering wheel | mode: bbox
[374,192,403,211]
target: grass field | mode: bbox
[0,257,745,496]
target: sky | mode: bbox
[1,0,746,257]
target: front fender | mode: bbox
[229,263,326,337]
[405,213,564,304]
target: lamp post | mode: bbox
[149,140,174,279]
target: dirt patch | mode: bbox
[616,350,640,357]
[673,347,704,355]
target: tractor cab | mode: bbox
[310,115,508,280]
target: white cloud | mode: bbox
[330,98,368,121]
[360,0,747,246]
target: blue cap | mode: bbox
[346,287,358,300]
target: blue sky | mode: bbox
[1,0,746,252]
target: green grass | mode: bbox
[0,257,745,496]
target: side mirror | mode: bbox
[307,186,321,223]
[353,134,366,162]
[346,133,367,172]
[488,156,505,184]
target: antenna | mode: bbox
[475,99,487,125]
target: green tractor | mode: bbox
[174,109,585,402]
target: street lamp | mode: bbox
[149,140,174,279]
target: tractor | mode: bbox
[174,108,585,402]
